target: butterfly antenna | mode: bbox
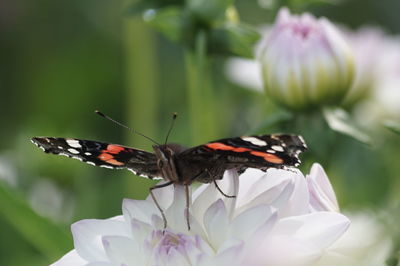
[95,110,160,145]
[164,112,177,145]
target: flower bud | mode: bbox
[259,8,354,110]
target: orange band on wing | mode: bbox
[250,151,284,164]
[98,153,113,161]
[105,144,125,154]
[206,143,251,153]
[106,159,124,166]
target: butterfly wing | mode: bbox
[31,137,161,179]
[177,134,307,183]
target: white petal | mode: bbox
[122,198,158,225]
[192,183,221,227]
[273,212,350,249]
[203,199,229,249]
[50,249,87,266]
[236,168,292,209]
[145,181,175,210]
[85,263,113,266]
[307,163,339,212]
[230,204,276,240]
[102,235,143,266]
[236,172,294,216]
[250,235,322,266]
[165,185,189,231]
[279,170,310,217]
[71,217,128,262]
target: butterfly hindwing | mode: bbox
[31,137,161,179]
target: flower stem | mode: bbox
[123,17,159,198]
[184,30,218,144]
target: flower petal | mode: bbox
[50,250,87,266]
[272,212,350,249]
[102,235,142,266]
[71,217,128,262]
[122,198,158,225]
[230,204,276,240]
[165,185,189,231]
[203,199,229,249]
[307,163,339,212]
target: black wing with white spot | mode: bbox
[31,137,161,179]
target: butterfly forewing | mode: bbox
[177,134,307,182]
[31,137,161,179]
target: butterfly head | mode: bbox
[152,144,186,183]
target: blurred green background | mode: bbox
[0,0,399,265]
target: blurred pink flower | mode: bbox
[52,164,350,266]
[258,8,354,110]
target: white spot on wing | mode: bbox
[58,146,64,150]
[86,162,96,166]
[271,145,284,152]
[66,139,82,148]
[267,149,276,153]
[84,152,91,156]
[242,137,267,146]
[68,148,80,154]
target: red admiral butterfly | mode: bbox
[31,113,307,230]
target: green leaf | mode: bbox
[322,107,371,144]
[0,182,71,261]
[143,7,185,42]
[384,120,400,135]
[187,0,233,23]
[209,23,260,58]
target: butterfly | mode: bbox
[31,112,307,230]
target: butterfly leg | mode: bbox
[149,181,174,231]
[205,168,236,198]
[184,184,191,231]
[213,178,236,198]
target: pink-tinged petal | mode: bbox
[203,199,229,249]
[230,204,276,240]
[71,218,129,262]
[307,163,339,212]
[122,198,158,225]
[273,212,350,249]
[102,235,143,266]
[50,249,87,266]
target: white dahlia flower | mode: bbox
[52,163,350,266]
